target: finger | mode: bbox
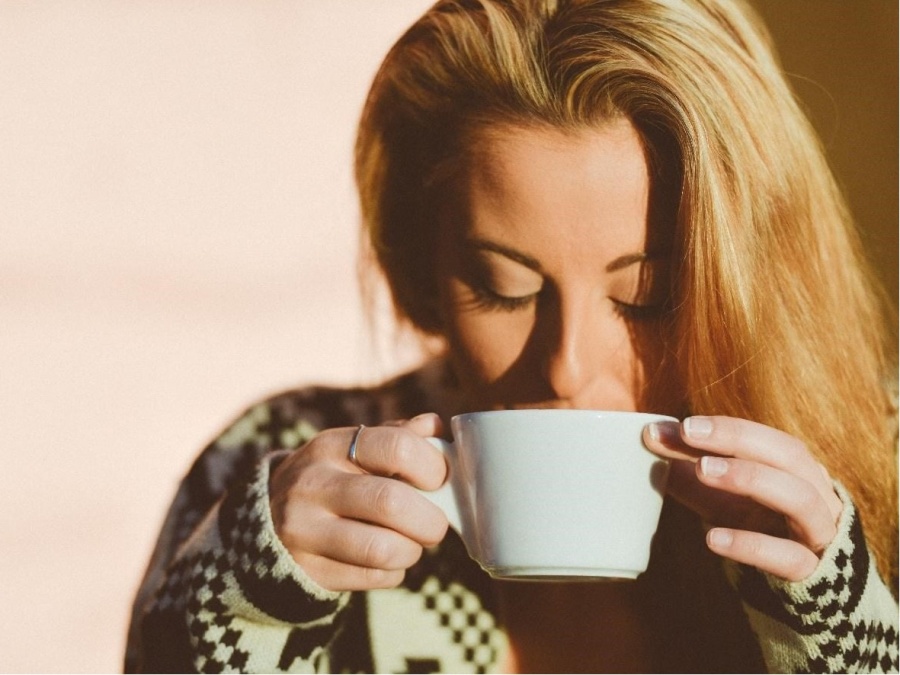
[397,412,445,438]
[706,527,820,582]
[294,551,406,592]
[296,514,425,572]
[643,421,701,462]
[665,459,752,519]
[329,473,449,546]
[664,460,788,536]
[697,456,836,551]
[344,424,448,491]
[681,416,817,483]
[680,416,842,517]
[816,462,844,524]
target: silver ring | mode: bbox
[347,424,365,468]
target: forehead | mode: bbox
[467,120,649,187]
[453,120,654,259]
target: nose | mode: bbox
[539,291,609,405]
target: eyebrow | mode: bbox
[605,250,671,272]
[605,252,650,273]
[465,238,543,272]
[467,237,667,274]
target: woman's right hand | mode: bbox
[268,413,450,592]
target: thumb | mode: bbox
[400,412,444,439]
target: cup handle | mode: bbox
[422,437,463,533]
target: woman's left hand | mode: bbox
[642,415,844,581]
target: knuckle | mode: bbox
[361,531,394,569]
[385,432,415,470]
[372,480,407,521]
[793,483,821,514]
[729,461,760,492]
[711,416,739,444]
[736,534,765,560]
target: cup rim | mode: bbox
[451,409,679,424]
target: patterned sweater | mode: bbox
[126,364,899,673]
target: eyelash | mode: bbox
[611,299,666,321]
[470,283,665,321]
[470,285,538,312]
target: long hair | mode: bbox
[354,0,897,583]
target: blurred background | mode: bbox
[0,1,895,672]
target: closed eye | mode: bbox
[460,243,544,313]
[611,298,667,321]
[470,284,539,312]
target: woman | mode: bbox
[126,0,898,672]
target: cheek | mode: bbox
[437,273,534,385]
[443,310,532,384]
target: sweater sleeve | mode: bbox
[729,484,899,674]
[135,452,350,673]
[126,396,355,673]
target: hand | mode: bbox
[269,413,450,591]
[642,416,844,581]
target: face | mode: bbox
[436,120,681,415]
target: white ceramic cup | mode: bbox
[422,409,676,580]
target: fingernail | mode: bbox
[707,528,733,550]
[700,456,728,477]
[684,416,713,439]
[646,421,680,444]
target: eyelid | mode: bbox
[610,298,669,321]
[467,253,543,299]
[469,284,539,312]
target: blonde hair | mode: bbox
[355,0,897,583]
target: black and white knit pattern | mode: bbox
[137,456,349,673]
[736,485,899,674]
[127,368,899,674]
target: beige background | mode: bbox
[0,2,895,672]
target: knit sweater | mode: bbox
[125,365,899,673]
